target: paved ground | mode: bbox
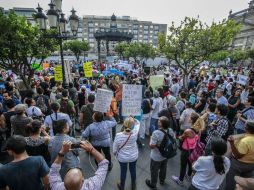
[79,127,191,190]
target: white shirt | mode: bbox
[151,97,163,119]
[179,108,195,130]
[44,112,73,136]
[226,82,232,96]
[216,96,228,106]
[26,106,43,117]
[113,120,140,163]
[171,83,180,97]
[192,156,230,190]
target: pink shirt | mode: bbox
[182,135,199,150]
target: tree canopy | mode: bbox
[114,42,156,62]
[0,11,57,88]
[158,17,241,76]
[63,40,90,62]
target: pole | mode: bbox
[59,38,68,88]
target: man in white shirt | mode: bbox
[150,92,163,134]
[171,78,180,97]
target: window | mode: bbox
[144,25,149,30]
[134,35,138,39]
[143,35,148,40]
[133,30,138,34]
[154,25,159,30]
[144,30,149,34]
[89,28,94,32]
[89,38,94,42]
[139,25,143,28]
[100,23,105,27]
[150,25,153,29]
[88,22,94,27]
[133,25,138,29]
[94,22,98,26]
[89,33,94,37]
[139,34,143,38]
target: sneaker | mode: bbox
[145,179,157,190]
[171,176,184,186]
[185,174,192,182]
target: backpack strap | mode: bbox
[242,106,254,115]
[117,133,132,152]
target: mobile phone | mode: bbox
[71,143,81,149]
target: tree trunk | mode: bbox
[183,72,189,90]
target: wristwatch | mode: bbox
[58,152,65,157]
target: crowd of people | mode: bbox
[0,64,253,190]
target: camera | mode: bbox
[71,142,81,149]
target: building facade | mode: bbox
[229,0,254,50]
[82,15,167,53]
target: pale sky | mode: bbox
[0,0,250,25]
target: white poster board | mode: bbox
[93,89,113,113]
[150,75,164,89]
[122,84,142,116]
[237,74,248,86]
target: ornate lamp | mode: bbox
[34,4,47,30]
[47,1,58,28]
[69,8,79,36]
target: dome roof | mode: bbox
[111,13,116,21]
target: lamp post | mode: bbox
[34,0,79,88]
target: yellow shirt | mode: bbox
[235,134,254,164]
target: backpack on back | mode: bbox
[158,129,177,159]
[36,95,48,114]
[50,114,58,135]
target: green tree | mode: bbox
[0,11,57,89]
[63,40,89,62]
[158,17,240,88]
[114,42,129,59]
[230,49,248,64]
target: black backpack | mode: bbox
[50,113,59,135]
[158,129,177,159]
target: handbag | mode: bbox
[187,133,205,164]
[115,133,132,158]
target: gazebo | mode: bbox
[94,14,133,61]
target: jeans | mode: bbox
[119,160,137,188]
[118,101,123,122]
[112,125,116,142]
[139,113,151,139]
[94,146,112,166]
[150,159,168,186]
[179,149,192,181]
[226,158,254,189]
[150,118,158,135]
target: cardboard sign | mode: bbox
[54,65,63,82]
[83,62,93,78]
[93,89,113,113]
[122,84,142,116]
[150,75,164,89]
[237,74,248,86]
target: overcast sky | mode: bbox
[0,0,250,25]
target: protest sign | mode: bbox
[93,89,113,113]
[32,63,42,71]
[150,75,164,89]
[122,84,142,116]
[42,63,50,70]
[83,62,93,77]
[237,74,248,86]
[54,65,63,82]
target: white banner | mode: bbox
[122,84,142,116]
[237,74,248,85]
[93,89,113,113]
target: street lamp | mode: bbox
[34,0,79,88]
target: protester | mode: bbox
[0,135,49,190]
[48,119,80,178]
[226,120,254,189]
[150,91,163,134]
[113,117,140,190]
[81,112,117,171]
[145,116,175,189]
[80,94,95,129]
[188,137,230,190]
[49,140,108,190]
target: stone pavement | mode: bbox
[79,134,191,190]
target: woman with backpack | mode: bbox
[145,116,175,190]
[113,116,140,190]
[172,112,203,186]
[188,137,230,190]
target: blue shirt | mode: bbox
[82,118,117,147]
[235,107,254,131]
[216,96,228,106]
[2,97,21,113]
